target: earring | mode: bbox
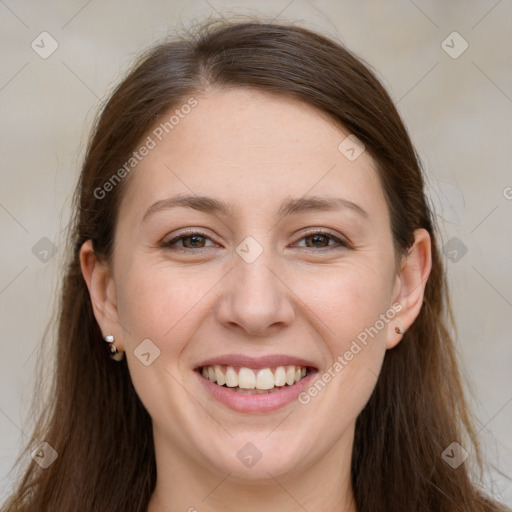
[395,326,405,335]
[103,334,125,361]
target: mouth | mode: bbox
[194,358,319,413]
[197,364,313,394]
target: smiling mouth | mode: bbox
[198,364,312,394]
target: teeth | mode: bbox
[200,364,309,389]
[274,366,286,386]
[214,365,225,386]
[285,366,295,385]
[256,368,274,390]
[238,367,255,389]
[225,366,238,387]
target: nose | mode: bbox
[215,245,296,337]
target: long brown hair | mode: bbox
[2,19,508,512]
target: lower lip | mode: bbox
[196,369,317,414]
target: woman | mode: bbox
[2,19,508,512]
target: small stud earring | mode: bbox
[103,334,125,361]
[395,326,405,335]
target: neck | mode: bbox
[147,427,357,512]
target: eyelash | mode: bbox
[161,229,350,252]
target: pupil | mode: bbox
[309,235,327,247]
[187,236,204,248]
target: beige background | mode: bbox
[1,0,511,505]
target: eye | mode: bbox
[161,229,349,252]
[162,230,216,250]
[293,230,349,250]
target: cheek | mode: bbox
[293,265,392,412]
[115,261,217,356]
[293,262,393,344]
[114,263,208,417]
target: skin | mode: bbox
[80,87,431,512]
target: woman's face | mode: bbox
[88,88,421,481]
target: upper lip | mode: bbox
[195,354,317,370]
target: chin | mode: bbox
[202,434,310,481]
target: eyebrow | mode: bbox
[141,193,369,223]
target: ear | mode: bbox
[386,228,432,350]
[79,240,124,352]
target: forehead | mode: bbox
[117,87,388,226]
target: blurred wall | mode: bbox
[1,0,511,505]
